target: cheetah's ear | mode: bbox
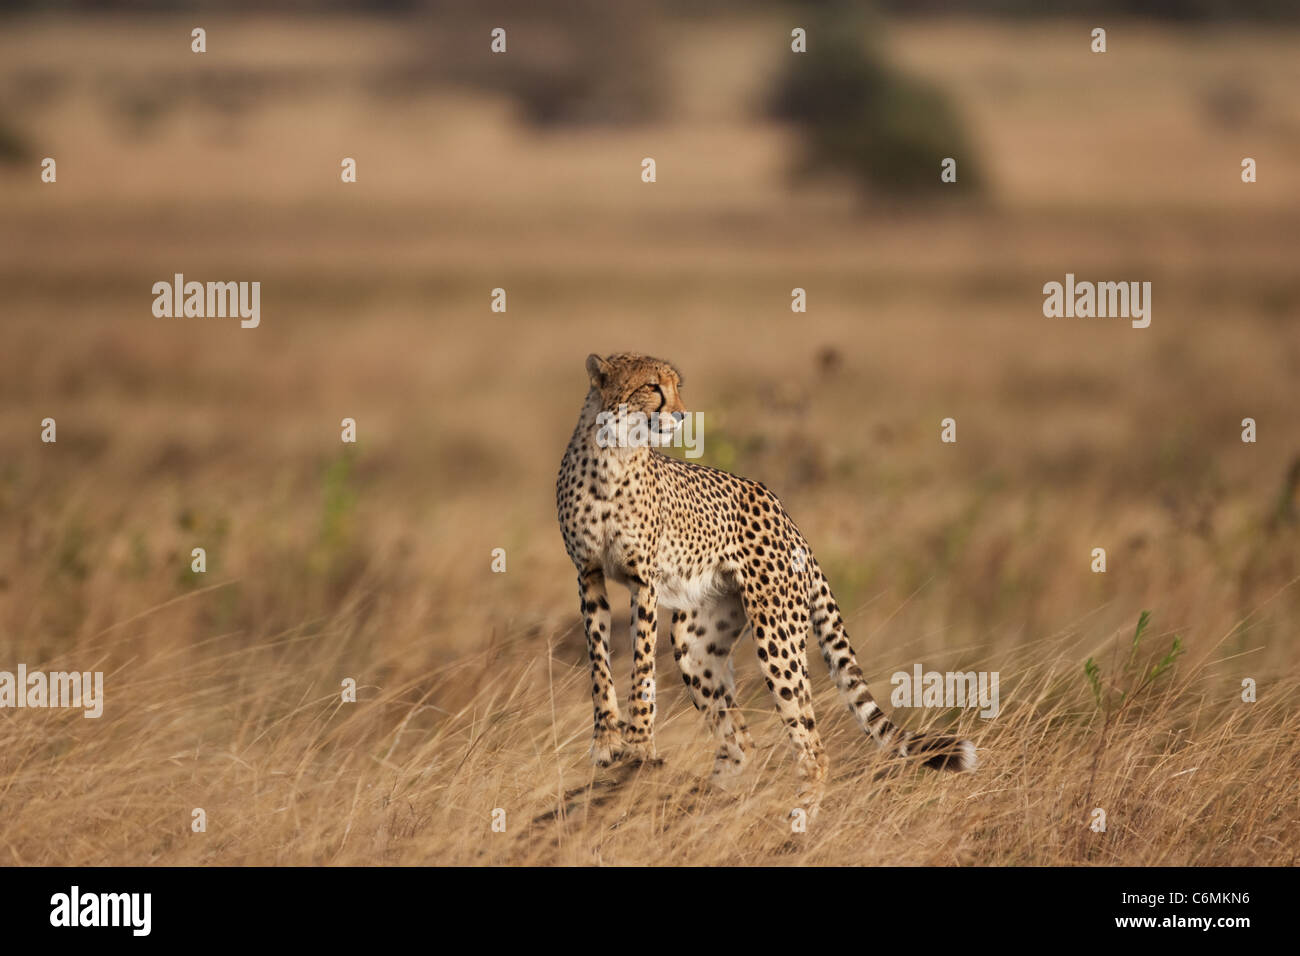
[586,353,611,388]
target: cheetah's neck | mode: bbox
[568,390,654,495]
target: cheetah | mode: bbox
[556,352,975,812]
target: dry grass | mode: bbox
[2,600,1296,865]
[0,14,1298,865]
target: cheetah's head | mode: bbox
[585,352,686,441]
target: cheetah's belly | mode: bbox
[653,567,732,611]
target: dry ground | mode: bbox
[0,14,1297,864]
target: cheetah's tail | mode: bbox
[809,566,976,772]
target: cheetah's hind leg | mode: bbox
[669,596,754,785]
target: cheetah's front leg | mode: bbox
[578,568,624,766]
[621,578,661,764]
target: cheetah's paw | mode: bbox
[591,728,627,768]
[621,738,663,767]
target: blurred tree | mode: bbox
[766,8,984,198]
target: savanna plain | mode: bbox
[0,13,1297,864]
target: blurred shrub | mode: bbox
[0,117,31,166]
[766,11,983,197]
[399,0,665,128]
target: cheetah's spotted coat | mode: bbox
[556,353,975,812]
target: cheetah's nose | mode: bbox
[671,411,685,424]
